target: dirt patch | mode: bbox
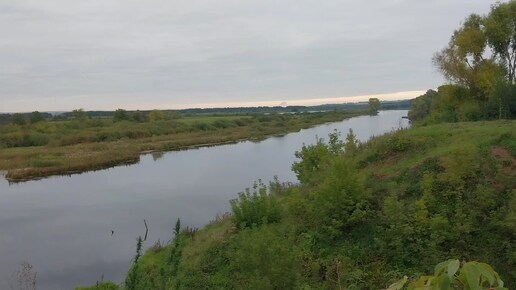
[491,145,513,160]
[490,145,515,178]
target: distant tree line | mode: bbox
[0,111,52,126]
[0,99,412,126]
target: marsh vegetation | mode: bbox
[0,110,366,181]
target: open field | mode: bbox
[0,110,366,181]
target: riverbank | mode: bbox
[78,119,516,289]
[0,110,366,182]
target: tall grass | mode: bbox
[0,110,366,181]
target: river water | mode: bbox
[0,110,408,289]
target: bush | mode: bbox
[292,131,344,185]
[213,119,236,129]
[228,225,301,290]
[310,158,371,239]
[230,180,282,229]
[190,121,214,131]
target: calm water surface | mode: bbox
[0,110,408,289]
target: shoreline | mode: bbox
[3,110,367,182]
[7,139,255,183]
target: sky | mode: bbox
[0,0,494,112]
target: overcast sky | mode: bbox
[0,0,494,112]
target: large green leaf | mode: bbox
[386,276,408,290]
[433,274,451,290]
[460,263,481,290]
[477,262,495,286]
[434,259,451,276]
[447,259,460,279]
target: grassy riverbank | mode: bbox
[0,110,367,182]
[78,120,515,289]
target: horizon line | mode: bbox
[0,90,427,113]
[167,90,426,110]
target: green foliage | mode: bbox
[98,121,515,290]
[484,0,516,83]
[173,218,181,239]
[292,130,344,185]
[67,4,516,288]
[427,2,516,124]
[434,13,504,98]
[310,158,371,239]
[345,128,359,154]
[230,180,281,229]
[408,90,438,122]
[131,110,147,122]
[72,109,88,121]
[11,113,27,126]
[0,109,366,182]
[113,109,131,122]
[148,110,164,122]
[212,119,237,129]
[369,98,381,115]
[227,225,301,290]
[409,81,516,124]
[190,121,214,131]
[388,259,507,290]
[75,282,120,290]
[0,110,362,151]
[125,236,144,290]
[169,218,184,277]
[487,82,516,119]
[29,111,45,124]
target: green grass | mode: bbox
[76,282,120,290]
[98,120,515,290]
[0,110,366,181]
[360,120,515,177]
[179,115,252,124]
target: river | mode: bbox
[0,110,409,289]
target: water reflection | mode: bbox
[0,110,408,290]
[151,151,165,162]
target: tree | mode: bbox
[344,128,358,154]
[433,14,504,100]
[29,111,45,124]
[167,111,181,120]
[368,98,381,115]
[434,2,516,95]
[408,90,438,122]
[484,0,516,83]
[432,2,516,120]
[72,109,87,121]
[132,110,147,122]
[11,113,27,126]
[113,109,130,122]
[149,109,164,122]
[292,131,344,185]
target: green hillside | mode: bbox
[77,1,516,288]
[79,120,515,289]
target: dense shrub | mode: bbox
[230,181,282,229]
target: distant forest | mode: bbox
[0,99,411,126]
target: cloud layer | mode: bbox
[0,0,493,111]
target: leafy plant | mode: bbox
[292,130,344,185]
[230,180,281,229]
[387,259,507,290]
[125,236,143,290]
